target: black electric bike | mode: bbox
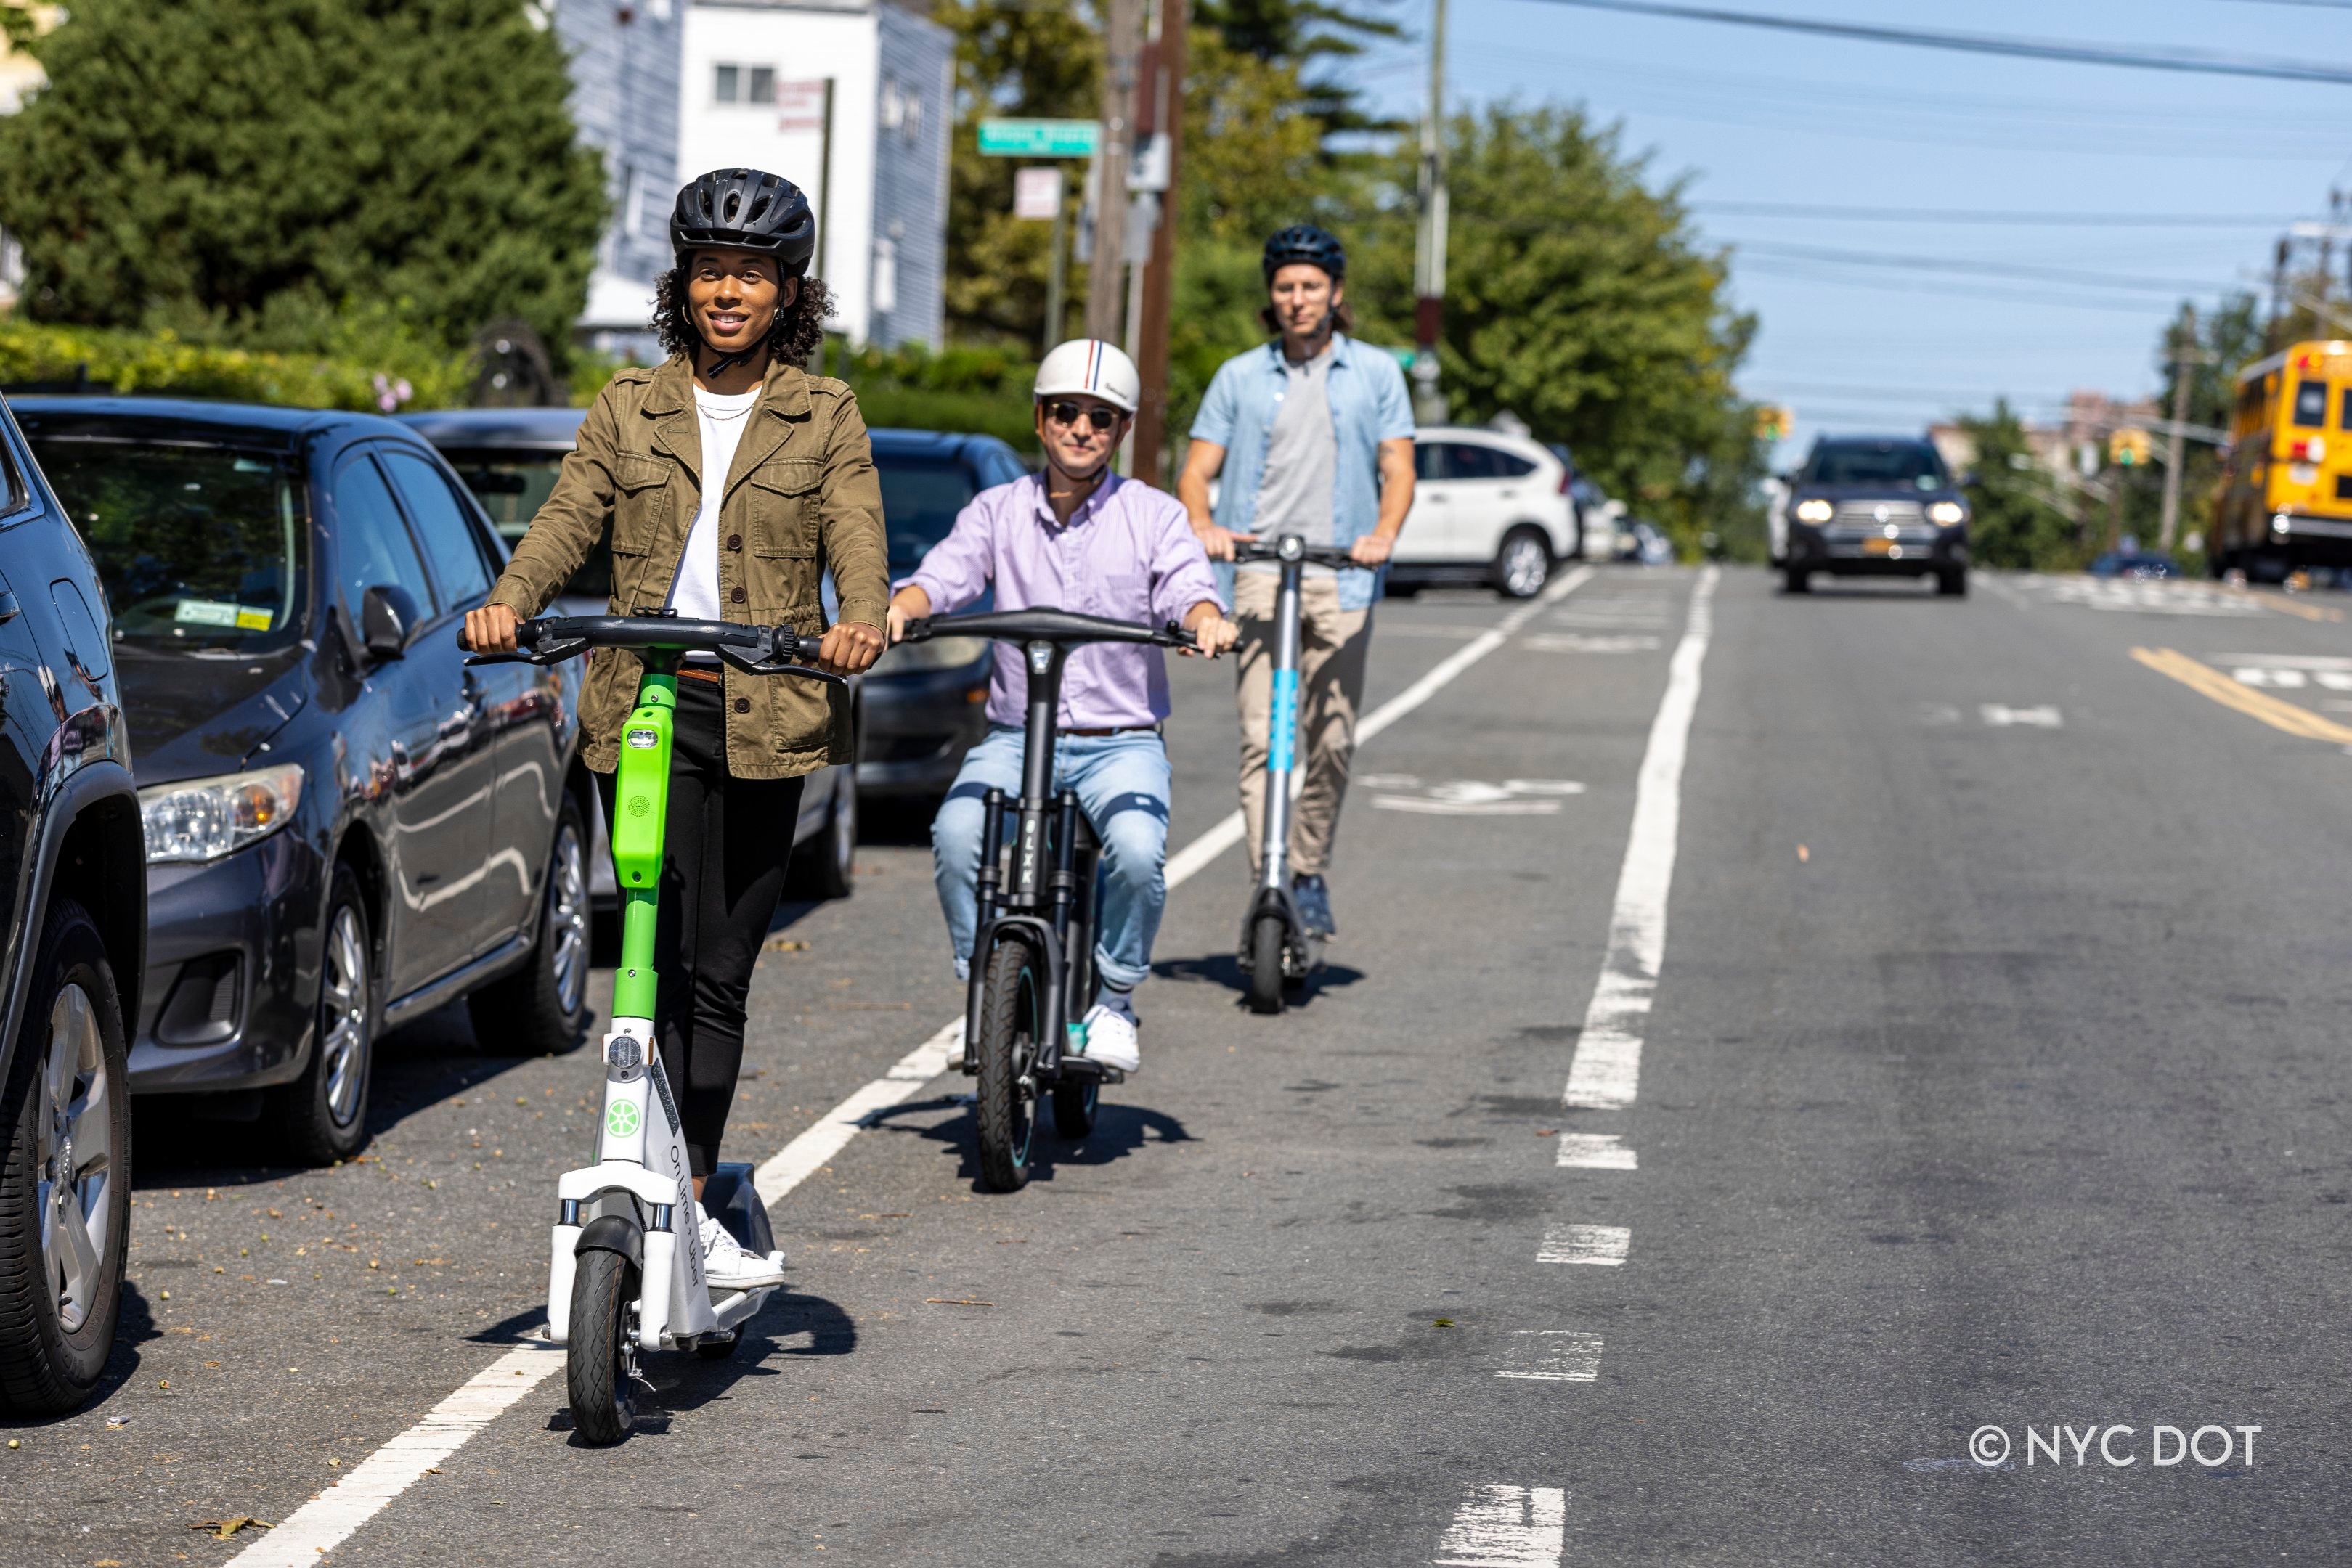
[1232,534,1357,1015]
[897,608,1197,1192]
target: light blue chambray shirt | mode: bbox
[1189,333,1416,613]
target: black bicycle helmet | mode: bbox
[670,168,817,277]
[1262,224,1346,284]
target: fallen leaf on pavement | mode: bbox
[765,937,810,952]
[924,1298,993,1307]
[190,1518,272,1540]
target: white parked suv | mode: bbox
[1391,425,1582,597]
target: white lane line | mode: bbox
[226,1343,562,1567]
[1562,566,1718,1111]
[1495,1330,1606,1382]
[1162,564,1593,886]
[1555,1132,1636,1170]
[258,564,1598,1564]
[1537,1222,1630,1266]
[1433,1484,1568,1567]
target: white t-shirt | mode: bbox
[666,385,762,624]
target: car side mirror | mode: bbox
[360,584,418,661]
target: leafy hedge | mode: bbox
[829,340,1039,454]
[0,319,471,412]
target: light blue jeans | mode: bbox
[931,726,1172,991]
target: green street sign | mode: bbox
[978,118,1101,158]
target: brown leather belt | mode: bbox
[675,667,723,685]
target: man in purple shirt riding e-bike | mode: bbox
[887,340,1238,1073]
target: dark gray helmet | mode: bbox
[1262,224,1346,285]
[671,169,816,276]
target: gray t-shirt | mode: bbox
[1242,343,1339,578]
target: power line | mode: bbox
[1730,240,2231,295]
[1690,202,2294,228]
[1516,0,2352,86]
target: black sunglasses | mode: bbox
[1043,400,1120,432]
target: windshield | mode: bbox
[878,454,978,576]
[30,438,307,653]
[446,452,610,600]
[1803,442,1948,490]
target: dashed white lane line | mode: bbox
[1537,1222,1630,1266]
[256,565,1602,1564]
[1161,565,1594,886]
[1433,1484,1568,1567]
[1554,1132,1636,1170]
[1495,1331,1606,1382]
[1561,566,1719,1111]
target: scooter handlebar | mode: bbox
[1232,535,1360,568]
[463,614,845,684]
[900,607,1197,651]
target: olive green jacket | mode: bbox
[487,356,890,779]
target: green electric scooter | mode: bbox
[468,611,842,1445]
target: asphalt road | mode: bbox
[12,565,2352,1565]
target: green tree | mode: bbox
[1195,0,1404,140]
[2150,291,2263,564]
[1958,400,2079,570]
[0,0,605,362]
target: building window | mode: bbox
[748,66,776,104]
[714,63,738,102]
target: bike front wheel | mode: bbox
[974,936,1042,1191]
[566,1249,638,1445]
[1247,912,1287,1016]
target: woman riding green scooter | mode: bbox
[462,168,888,1290]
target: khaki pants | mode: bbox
[1234,571,1372,879]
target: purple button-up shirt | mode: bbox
[900,471,1221,732]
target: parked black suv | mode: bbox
[0,393,145,1414]
[12,396,593,1169]
[1781,436,1971,596]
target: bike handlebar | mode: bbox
[463,613,846,685]
[899,606,1198,652]
[1232,534,1359,568]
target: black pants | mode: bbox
[596,677,804,1177]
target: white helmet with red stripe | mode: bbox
[1034,338,1140,414]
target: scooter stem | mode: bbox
[1261,555,1305,891]
[611,671,678,1022]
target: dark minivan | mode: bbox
[1781,436,1971,596]
[0,393,146,1413]
[13,397,595,1165]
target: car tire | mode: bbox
[1937,567,1968,597]
[788,773,856,901]
[469,793,593,1056]
[1492,527,1553,599]
[1783,567,1811,594]
[0,897,132,1415]
[271,864,376,1165]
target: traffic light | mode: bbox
[2108,428,2152,467]
[1756,404,1794,442]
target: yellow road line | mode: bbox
[2131,646,2352,743]
[2210,583,2344,621]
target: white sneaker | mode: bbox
[1078,1005,1140,1073]
[698,1204,786,1291]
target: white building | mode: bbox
[680,0,951,350]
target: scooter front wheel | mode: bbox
[566,1250,638,1445]
[1247,913,1287,1016]
[974,936,1041,1191]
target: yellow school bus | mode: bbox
[2212,340,2352,578]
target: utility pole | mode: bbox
[1411,0,1449,425]
[1086,0,1145,345]
[2158,305,2197,555]
[1129,0,1188,486]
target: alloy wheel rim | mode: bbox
[320,905,369,1127]
[36,982,112,1335]
[1504,538,1548,596]
[548,823,589,1016]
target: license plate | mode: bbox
[1861,536,1895,556]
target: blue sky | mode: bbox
[1348,0,2352,457]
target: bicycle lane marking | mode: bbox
[1562,565,1718,1111]
[233,564,1598,1567]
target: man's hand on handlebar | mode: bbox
[460,603,521,653]
[816,621,884,675]
[1348,531,1398,567]
[1182,600,1240,659]
[885,584,931,646]
[1192,522,1244,563]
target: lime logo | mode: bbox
[627,794,651,817]
[605,1099,640,1138]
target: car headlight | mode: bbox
[1794,499,1834,523]
[140,763,305,864]
[1929,501,1966,526]
[874,636,993,675]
